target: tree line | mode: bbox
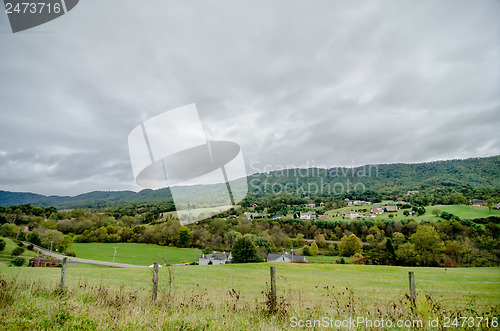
[1,203,498,267]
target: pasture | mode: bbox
[324,203,499,223]
[72,242,201,266]
[1,261,498,330]
[425,204,500,219]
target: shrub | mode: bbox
[27,244,34,251]
[309,242,319,256]
[10,257,25,266]
[11,247,25,257]
[0,238,5,252]
[65,251,76,257]
[202,247,213,255]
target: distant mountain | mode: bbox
[1,155,499,209]
[0,188,173,209]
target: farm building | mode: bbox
[384,206,398,212]
[267,252,307,263]
[29,256,60,267]
[198,253,232,265]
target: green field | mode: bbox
[324,203,499,223]
[1,262,498,330]
[72,242,201,265]
[3,263,499,308]
[306,255,354,263]
[425,204,500,219]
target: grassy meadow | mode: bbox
[72,243,201,266]
[424,204,500,219]
[1,261,498,330]
[324,203,499,223]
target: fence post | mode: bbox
[59,257,67,292]
[152,262,159,301]
[270,266,277,311]
[408,271,416,303]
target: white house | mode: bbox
[198,253,232,265]
[267,252,307,263]
[345,211,361,220]
[300,211,316,220]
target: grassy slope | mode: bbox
[72,242,201,265]
[324,203,500,223]
[425,204,500,219]
[0,236,37,266]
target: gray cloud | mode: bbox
[0,0,499,195]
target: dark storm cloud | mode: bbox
[0,0,499,195]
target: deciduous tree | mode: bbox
[338,234,363,257]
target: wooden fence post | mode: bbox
[152,262,159,301]
[270,266,277,311]
[408,271,416,303]
[59,257,67,292]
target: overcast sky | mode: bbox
[1,0,499,196]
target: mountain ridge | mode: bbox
[1,155,499,208]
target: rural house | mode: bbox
[371,207,384,215]
[384,206,398,212]
[29,256,60,267]
[470,199,486,207]
[244,212,269,220]
[198,253,232,265]
[267,252,307,263]
[345,211,361,220]
[300,211,316,220]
